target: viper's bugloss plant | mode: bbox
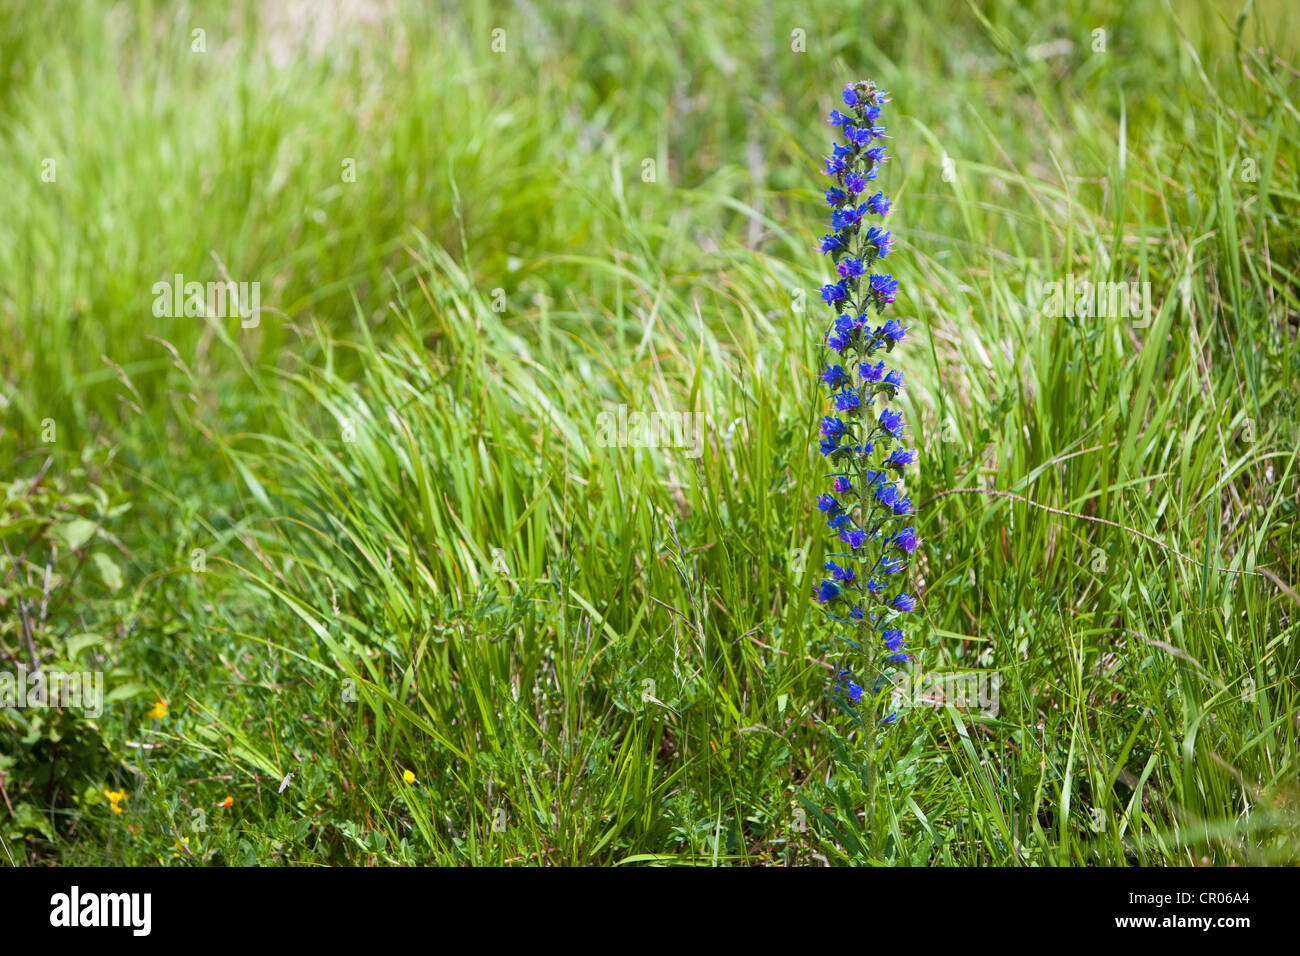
[812,80,918,724]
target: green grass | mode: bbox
[1,0,1297,866]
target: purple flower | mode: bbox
[891,592,917,612]
[832,476,853,494]
[842,87,859,106]
[845,172,867,194]
[825,187,847,206]
[892,528,919,554]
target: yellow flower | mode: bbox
[146,700,168,719]
[220,795,233,809]
[402,769,416,785]
[172,837,189,858]
[104,788,127,813]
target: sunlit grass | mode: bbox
[1,0,1297,865]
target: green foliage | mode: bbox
[1,0,1297,865]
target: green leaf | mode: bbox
[91,553,124,591]
[53,518,98,551]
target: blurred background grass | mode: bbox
[1,0,1297,865]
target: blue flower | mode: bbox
[866,191,893,217]
[880,556,905,575]
[837,257,865,279]
[831,204,865,231]
[864,227,894,258]
[840,528,867,549]
[820,233,847,254]
[886,447,916,471]
[826,560,855,583]
[882,627,906,652]
[892,528,919,554]
[847,124,886,145]
[814,580,841,604]
[822,364,848,389]
[821,281,848,305]
[811,80,920,722]
[820,416,847,442]
[879,408,905,437]
[874,482,900,509]
[871,275,900,306]
[879,317,906,342]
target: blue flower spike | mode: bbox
[810,79,919,720]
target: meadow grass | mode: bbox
[1,0,1297,865]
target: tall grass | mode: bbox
[1,0,1296,865]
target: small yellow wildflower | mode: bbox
[172,837,189,858]
[402,769,416,785]
[146,700,168,719]
[104,788,126,813]
[220,795,233,809]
